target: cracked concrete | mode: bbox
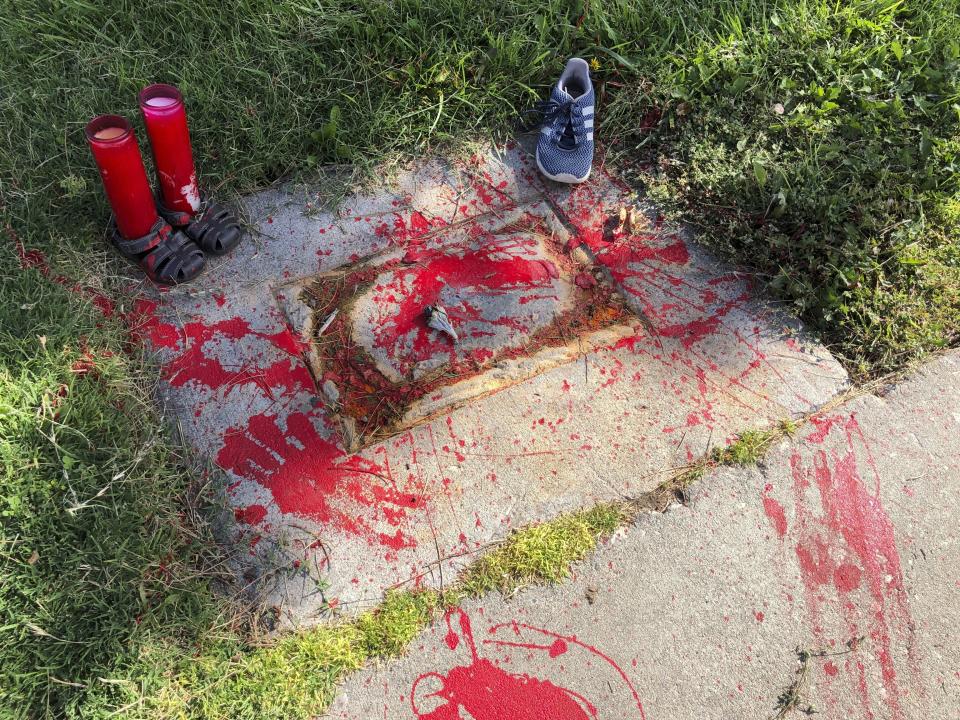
[136,139,848,623]
[327,349,960,720]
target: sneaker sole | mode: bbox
[535,148,591,184]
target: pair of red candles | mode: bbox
[85,84,200,239]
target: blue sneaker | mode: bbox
[534,58,595,184]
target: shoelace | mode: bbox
[520,99,579,149]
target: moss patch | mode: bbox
[460,503,625,597]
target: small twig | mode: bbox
[317,309,339,335]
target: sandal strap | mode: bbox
[185,203,241,250]
[144,229,205,285]
[157,193,242,255]
[156,193,201,225]
[143,232,191,278]
[110,219,204,285]
[111,217,165,257]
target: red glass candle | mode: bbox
[85,115,159,239]
[139,83,201,214]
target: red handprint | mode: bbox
[218,409,418,549]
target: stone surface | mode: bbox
[346,217,576,383]
[136,140,848,623]
[327,350,960,720]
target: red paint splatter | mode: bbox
[539,184,815,411]
[824,661,839,677]
[754,611,765,623]
[309,215,630,445]
[12,230,49,272]
[234,504,267,525]
[9,225,120,319]
[411,609,645,720]
[92,294,115,317]
[366,234,562,379]
[574,271,596,289]
[127,304,311,396]
[130,301,425,551]
[374,211,446,247]
[834,563,862,593]
[806,415,840,444]
[403,247,433,264]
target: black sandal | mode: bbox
[157,195,242,256]
[112,217,205,285]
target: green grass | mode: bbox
[1,0,958,718]
[602,1,960,377]
[0,285,229,717]
[712,425,790,466]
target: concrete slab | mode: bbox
[136,140,848,622]
[327,350,960,720]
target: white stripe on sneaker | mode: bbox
[582,105,595,116]
[587,132,594,141]
[540,126,552,135]
[584,118,594,128]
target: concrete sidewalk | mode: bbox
[134,140,847,623]
[328,350,960,720]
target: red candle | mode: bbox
[85,115,159,239]
[139,83,201,214]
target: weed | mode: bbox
[771,637,863,719]
[658,418,800,503]
[713,429,780,465]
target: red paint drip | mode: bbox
[761,483,788,538]
[781,414,922,719]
